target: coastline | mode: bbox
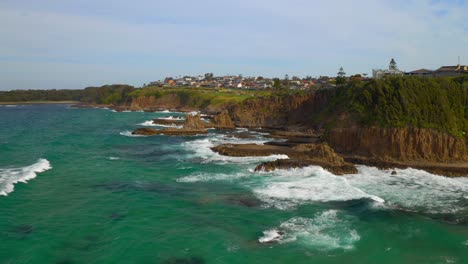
[0,100,80,105]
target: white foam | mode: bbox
[0,159,52,196]
[252,166,384,210]
[259,210,360,250]
[258,229,283,243]
[138,120,158,126]
[119,130,146,137]
[177,172,251,183]
[158,116,184,120]
[138,120,183,129]
[182,135,287,165]
[108,157,120,160]
[344,166,468,214]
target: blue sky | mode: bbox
[0,0,467,90]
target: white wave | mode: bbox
[252,166,384,210]
[119,130,146,137]
[138,120,158,126]
[0,159,52,196]
[177,172,251,183]
[258,229,283,243]
[108,157,120,160]
[158,116,185,120]
[4,105,17,107]
[155,124,183,129]
[344,166,468,214]
[139,120,183,129]
[259,210,360,250]
[182,135,287,165]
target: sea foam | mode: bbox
[344,166,468,214]
[252,166,384,210]
[0,159,52,196]
[259,210,360,250]
[182,135,287,165]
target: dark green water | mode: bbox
[0,104,467,264]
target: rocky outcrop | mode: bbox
[152,118,185,126]
[132,113,207,136]
[184,114,206,130]
[212,143,357,175]
[327,127,467,162]
[254,143,357,175]
[211,110,235,129]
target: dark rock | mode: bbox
[163,256,205,264]
[13,225,34,235]
[391,170,397,175]
[225,196,261,208]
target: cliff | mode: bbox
[327,127,467,162]
[227,92,332,129]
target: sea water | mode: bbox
[0,104,467,263]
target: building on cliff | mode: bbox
[433,65,468,77]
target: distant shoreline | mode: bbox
[0,101,80,105]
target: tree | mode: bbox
[336,67,346,85]
[338,67,346,77]
[204,73,214,81]
[273,78,281,90]
[389,58,398,70]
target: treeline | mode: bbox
[0,85,135,104]
[325,76,467,137]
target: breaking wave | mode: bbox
[252,166,384,210]
[181,134,287,165]
[0,159,52,196]
[259,210,360,250]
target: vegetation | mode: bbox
[324,76,467,137]
[0,84,135,105]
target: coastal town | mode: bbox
[146,60,468,90]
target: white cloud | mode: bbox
[0,0,467,89]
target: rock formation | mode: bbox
[132,113,207,136]
[211,110,235,129]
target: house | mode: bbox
[433,65,468,77]
[372,69,404,79]
[406,69,433,77]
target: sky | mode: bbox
[0,0,467,90]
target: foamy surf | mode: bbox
[252,166,385,210]
[259,210,360,250]
[344,166,468,214]
[181,134,284,164]
[0,159,52,196]
[119,131,146,137]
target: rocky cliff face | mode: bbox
[211,110,235,129]
[327,127,467,162]
[227,92,331,129]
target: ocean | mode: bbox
[0,104,467,263]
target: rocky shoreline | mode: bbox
[75,102,467,177]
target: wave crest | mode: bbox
[0,159,52,196]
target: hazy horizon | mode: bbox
[1,0,467,90]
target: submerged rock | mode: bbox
[163,256,205,264]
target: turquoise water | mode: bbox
[0,104,467,264]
